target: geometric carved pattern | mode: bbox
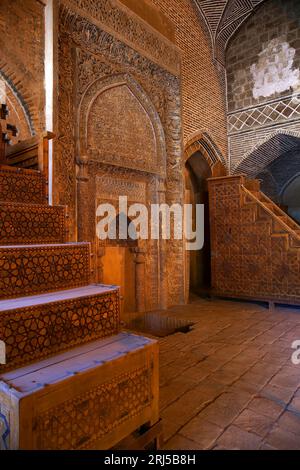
[0,288,120,372]
[35,366,152,450]
[0,202,67,245]
[0,166,46,205]
[228,96,300,135]
[209,175,300,303]
[0,108,159,451]
[96,176,146,203]
[0,243,91,299]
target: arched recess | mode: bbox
[0,63,37,137]
[78,74,164,314]
[78,73,166,177]
[233,130,300,177]
[281,174,300,223]
[184,132,226,298]
[234,131,300,220]
[101,213,138,316]
[184,131,227,169]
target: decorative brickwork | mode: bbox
[226,0,300,172]
[152,0,228,157]
[194,0,265,64]
[0,0,45,134]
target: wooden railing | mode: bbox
[241,184,300,241]
[0,131,54,202]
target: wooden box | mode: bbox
[0,332,159,450]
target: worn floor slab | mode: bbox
[158,297,300,450]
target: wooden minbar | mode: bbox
[0,114,160,449]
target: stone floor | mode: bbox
[158,296,300,450]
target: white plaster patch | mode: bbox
[250,37,300,100]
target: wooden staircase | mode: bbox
[0,132,159,449]
[208,174,300,305]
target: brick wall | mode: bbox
[226,0,300,172]
[0,0,45,134]
[151,0,228,158]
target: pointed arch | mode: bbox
[233,129,300,177]
[0,62,37,136]
[184,131,227,169]
[78,73,166,177]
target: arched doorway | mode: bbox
[101,213,137,317]
[185,151,212,296]
[184,133,226,299]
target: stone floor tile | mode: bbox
[198,390,252,427]
[233,408,274,437]
[269,366,300,390]
[276,410,300,436]
[247,396,284,419]
[265,425,300,450]
[157,298,300,450]
[215,425,262,450]
[180,416,224,449]
[163,434,202,450]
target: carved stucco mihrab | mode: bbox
[78,72,167,176]
[57,1,185,310]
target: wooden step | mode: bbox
[0,165,46,205]
[0,284,120,372]
[0,333,159,450]
[0,202,67,245]
[0,243,91,299]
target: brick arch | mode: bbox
[0,61,38,135]
[233,129,300,177]
[184,131,226,168]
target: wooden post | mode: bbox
[38,131,55,202]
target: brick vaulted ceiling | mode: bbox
[193,0,266,64]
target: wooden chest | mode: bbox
[0,332,159,450]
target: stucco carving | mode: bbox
[78,73,166,176]
[62,0,180,76]
[57,1,185,309]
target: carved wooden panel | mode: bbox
[35,366,152,450]
[209,175,300,303]
[0,334,159,450]
[0,243,91,299]
[0,166,46,205]
[0,202,67,245]
[0,287,120,372]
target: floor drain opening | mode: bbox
[124,312,194,338]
